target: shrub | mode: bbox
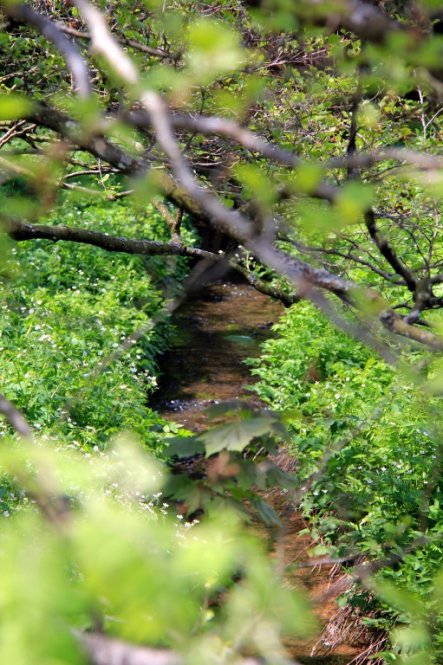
[0,196,186,451]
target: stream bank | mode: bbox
[151,280,365,664]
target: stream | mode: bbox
[151,281,282,430]
[151,280,365,664]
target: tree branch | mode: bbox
[0,393,33,439]
[380,309,443,350]
[26,100,443,350]
[56,21,178,61]
[364,209,417,292]
[3,216,301,307]
[15,0,443,356]
[5,218,217,261]
[78,633,183,665]
[335,0,403,44]
[29,104,143,174]
[78,632,296,665]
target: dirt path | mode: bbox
[151,281,364,663]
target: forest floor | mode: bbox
[151,281,370,664]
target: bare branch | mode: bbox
[136,110,443,176]
[128,109,339,202]
[56,21,177,61]
[25,99,443,350]
[327,149,443,172]
[335,0,404,44]
[15,0,443,354]
[142,94,443,351]
[3,215,300,306]
[29,104,143,174]
[0,121,36,150]
[242,0,403,43]
[364,210,417,292]
[130,110,443,195]
[78,633,183,665]
[74,0,138,85]
[380,309,443,350]
[5,218,217,261]
[229,259,300,307]
[161,112,300,168]
[293,241,404,284]
[152,199,182,241]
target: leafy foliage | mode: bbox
[0,435,316,665]
[249,301,443,659]
[165,402,292,525]
[3,0,443,662]
[0,195,186,450]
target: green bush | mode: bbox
[248,302,443,655]
[0,196,187,451]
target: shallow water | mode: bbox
[151,281,364,663]
[151,281,282,430]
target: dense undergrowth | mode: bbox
[2,194,443,660]
[3,189,443,659]
[248,302,443,659]
[0,195,189,454]
[0,195,320,665]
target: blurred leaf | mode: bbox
[187,19,243,84]
[335,182,374,225]
[0,94,33,120]
[205,400,257,419]
[369,579,424,619]
[235,163,276,208]
[291,163,323,194]
[250,497,281,526]
[164,436,204,458]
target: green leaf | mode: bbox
[291,162,323,194]
[164,436,204,458]
[187,18,243,84]
[198,415,284,456]
[370,579,423,619]
[0,94,33,120]
[334,182,374,224]
[234,163,276,208]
